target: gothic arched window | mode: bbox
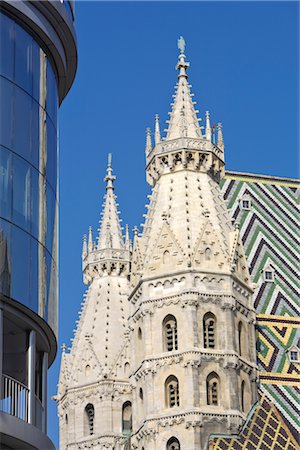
[238,321,246,357]
[138,327,142,340]
[84,403,94,435]
[139,387,144,400]
[163,250,170,264]
[122,401,132,436]
[206,372,220,406]
[165,375,180,408]
[241,380,245,412]
[203,312,216,348]
[166,436,180,450]
[163,315,178,352]
[85,364,91,377]
[205,247,212,261]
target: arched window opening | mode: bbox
[241,380,245,412]
[206,372,220,406]
[85,364,91,377]
[84,403,94,435]
[163,250,170,264]
[138,327,142,340]
[165,375,180,408]
[238,321,246,357]
[122,401,132,436]
[166,436,180,450]
[205,247,212,261]
[139,387,144,400]
[203,312,216,348]
[124,362,130,375]
[163,315,178,352]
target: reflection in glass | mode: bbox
[0,11,58,335]
[0,13,14,80]
[12,156,31,232]
[14,87,32,162]
[11,226,30,306]
[0,146,12,222]
[0,77,14,150]
[15,23,33,95]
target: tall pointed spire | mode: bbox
[154,114,161,145]
[165,38,202,140]
[97,154,124,250]
[217,122,224,152]
[205,111,211,142]
[145,128,152,155]
[88,226,93,252]
[82,234,87,259]
[125,224,132,252]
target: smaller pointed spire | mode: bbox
[88,226,93,252]
[217,122,224,152]
[82,234,87,259]
[205,111,212,142]
[125,224,132,252]
[97,155,125,251]
[154,114,161,145]
[145,128,152,155]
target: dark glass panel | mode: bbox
[31,100,40,170]
[0,13,15,80]
[46,117,57,190]
[0,219,12,298]
[0,77,14,150]
[12,155,31,232]
[32,41,40,103]
[11,225,30,306]
[0,146,13,221]
[46,60,58,125]
[15,22,33,95]
[14,87,32,162]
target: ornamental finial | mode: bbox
[104,153,116,190]
[177,36,186,54]
[176,37,189,79]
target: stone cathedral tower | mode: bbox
[57,44,258,450]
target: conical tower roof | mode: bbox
[97,154,124,250]
[166,42,202,140]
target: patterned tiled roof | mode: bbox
[219,172,300,445]
[208,393,298,450]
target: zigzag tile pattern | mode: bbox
[221,172,300,442]
[208,393,298,450]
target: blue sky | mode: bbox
[48,1,299,446]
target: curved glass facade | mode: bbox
[0,12,58,335]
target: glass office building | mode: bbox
[0,1,77,449]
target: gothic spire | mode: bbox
[154,114,161,145]
[217,122,224,152]
[145,127,152,155]
[205,111,211,142]
[165,38,202,140]
[97,154,124,250]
